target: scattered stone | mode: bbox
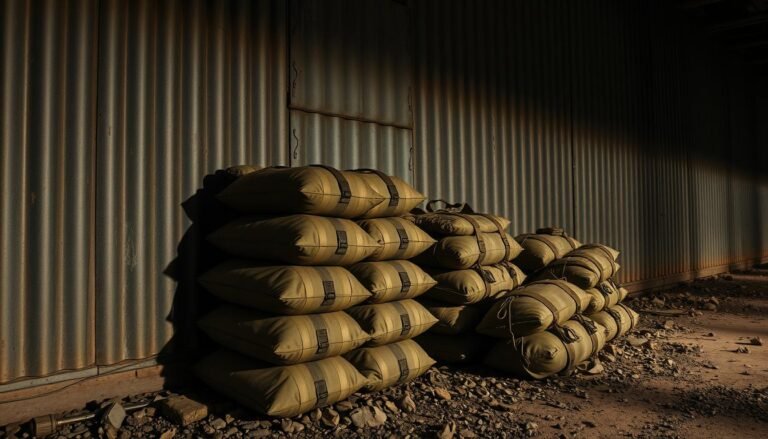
[437,422,457,439]
[628,336,650,347]
[722,274,734,281]
[280,419,305,434]
[703,303,717,311]
[459,429,477,438]
[321,408,340,428]
[735,346,750,354]
[335,400,355,413]
[158,428,176,439]
[102,402,126,439]
[384,400,399,414]
[399,393,417,413]
[210,418,227,430]
[583,420,597,428]
[310,408,322,422]
[434,387,452,401]
[704,332,715,337]
[662,320,675,330]
[651,297,666,307]
[224,414,235,424]
[158,396,208,426]
[749,337,763,346]
[349,406,387,428]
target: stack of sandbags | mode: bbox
[407,206,526,364]
[479,227,640,379]
[195,165,437,417]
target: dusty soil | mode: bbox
[3,270,768,439]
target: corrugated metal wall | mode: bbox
[1,0,767,386]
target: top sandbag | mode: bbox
[413,213,511,236]
[216,165,385,218]
[514,227,582,272]
[353,170,426,218]
[527,244,620,289]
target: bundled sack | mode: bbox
[528,244,620,289]
[424,263,526,305]
[344,339,435,391]
[217,165,384,218]
[208,214,381,265]
[415,333,493,364]
[348,260,436,303]
[590,303,640,341]
[414,231,522,270]
[346,299,438,346]
[195,349,366,418]
[476,280,591,338]
[583,280,629,315]
[353,169,426,218]
[412,212,511,236]
[514,227,582,272]
[357,217,436,261]
[484,318,606,379]
[199,261,371,314]
[198,305,370,365]
[421,301,485,335]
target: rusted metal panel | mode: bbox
[0,0,98,384]
[95,0,287,365]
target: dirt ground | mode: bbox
[3,269,767,439]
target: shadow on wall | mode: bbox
[158,170,245,376]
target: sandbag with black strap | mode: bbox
[216,165,385,218]
[484,318,606,379]
[208,214,382,265]
[423,262,526,305]
[199,260,372,314]
[475,280,591,338]
[414,333,494,364]
[345,299,438,346]
[353,169,426,218]
[514,227,582,273]
[590,303,640,341]
[348,260,436,303]
[583,279,629,315]
[420,300,486,335]
[198,305,370,365]
[527,244,621,289]
[344,339,436,391]
[357,217,436,261]
[194,349,367,418]
[411,200,511,236]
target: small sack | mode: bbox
[514,229,582,272]
[344,339,435,391]
[484,318,606,379]
[583,280,628,315]
[346,299,438,345]
[353,170,426,218]
[199,261,371,314]
[528,244,620,288]
[195,350,366,418]
[217,165,384,218]
[415,333,493,364]
[414,232,522,269]
[198,305,370,365]
[348,260,436,303]
[476,280,591,338]
[420,301,485,335]
[424,263,526,305]
[590,303,640,341]
[357,217,436,261]
[208,214,381,265]
[413,213,511,236]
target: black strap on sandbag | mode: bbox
[617,303,638,329]
[353,168,400,207]
[598,281,614,297]
[478,213,511,261]
[311,164,352,205]
[394,223,410,250]
[308,314,330,355]
[521,234,560,258]
[606,306,624,329]
[581,244,618,276]
[315,267,337,306]
[328,218,349,255]
[387,342,410,382]
[390,261,412,294]
[496,262,521,287]
[305,362,329,408]
[425,199,476,213]
[391,301,412,336]
[536,226,565,236]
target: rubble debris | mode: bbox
[157,396,208,426]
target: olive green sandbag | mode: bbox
[217,166,384,218]
[348,260,436,304]
[415,333,494,364]
[412,213,511,236]
[484,318,606,379]
[195,349,366,418]
[208,214,381,265]
[424,263,526,305]
[344,339,435,391]
[528,244,620,288]
[514,230,582,272]
[590,303,640,341]
[420,301,485,335]
[198,305,370,365]
[583,280,629,315]
[476,280,591,338]
[354,171,426,218]
[414,232,523,270]
[199,261,371,314]
[345,299,438,346]
[357,217,436,261]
